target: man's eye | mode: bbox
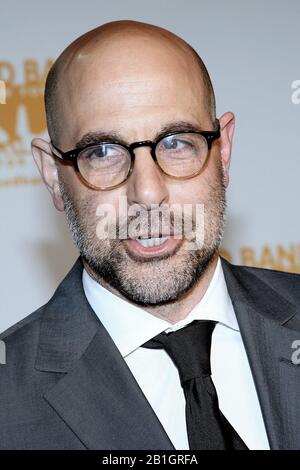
[84,145,120,159]
[162,137,191,151]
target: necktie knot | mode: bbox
[141,320,216,384]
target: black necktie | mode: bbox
[141,319,248,450]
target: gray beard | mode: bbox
[58,171,226,306]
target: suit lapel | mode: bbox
[35,257,175,450]
[36,255,300,449]
[221,257,300,449]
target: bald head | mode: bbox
[45,20,216,147]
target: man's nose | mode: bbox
[126,146,169,209]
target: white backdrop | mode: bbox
[1,0,299,333]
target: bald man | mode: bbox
[1,20,300,451]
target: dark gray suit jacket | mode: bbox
[1,256,300,450]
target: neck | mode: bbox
[83,252,219,325]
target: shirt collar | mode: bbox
[82,256,240,358]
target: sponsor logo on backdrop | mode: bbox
[0,59,53,186]
[221,243,300,273]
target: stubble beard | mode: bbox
[58,165,226,306]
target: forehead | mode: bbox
[58,36,210,144]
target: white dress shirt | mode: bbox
[82,256,270,450]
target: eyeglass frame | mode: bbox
[50,118,221,190]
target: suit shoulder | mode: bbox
[235,263,300,283]
[0,305,44,343]
[231,262,300,303]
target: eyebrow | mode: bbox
[74,120,207,149]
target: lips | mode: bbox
[134,236,169,248]
[123,234,182,259]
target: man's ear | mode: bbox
[218,112,235,187]
[31,138,65,211]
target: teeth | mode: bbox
[135,237,169,247]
